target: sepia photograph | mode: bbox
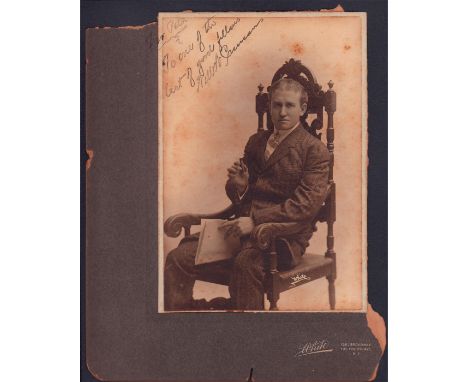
[159,12,367,312]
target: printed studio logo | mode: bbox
[295,340,333,358]
[289,273,311,287]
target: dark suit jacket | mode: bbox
[226,125,330,266]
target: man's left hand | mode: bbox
[219,217,255,239]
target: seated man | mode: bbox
[164,78,330,311]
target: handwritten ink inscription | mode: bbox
[146,18,188,50]
[160,16,264,98]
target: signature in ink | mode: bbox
[217,18,264,59]
[295,340,333,358]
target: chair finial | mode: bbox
[328,80,334,89]
[257,83,264,92]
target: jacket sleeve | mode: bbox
[252,142,330,224]
[225,134,256,205]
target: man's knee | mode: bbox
[165,240,197,274]
[165,246,183,265]
[233,249,264,275]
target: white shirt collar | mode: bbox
[273,121,301,139]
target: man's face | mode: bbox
[270,88,307,131]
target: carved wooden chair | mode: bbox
[164,59,337,310]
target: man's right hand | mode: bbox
[227,160,249,194]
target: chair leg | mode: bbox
[267,290,279,311]
[265,245,280,311]
[327,276,336,310]
[266,270,280,310]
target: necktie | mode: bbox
[265,132,281,160]
[270,132,281,149]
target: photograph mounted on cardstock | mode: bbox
[84,3,387,380]
[159,12,368,313]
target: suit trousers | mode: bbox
[164,235,295,310]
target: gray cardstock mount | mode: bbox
[85,22,386,381]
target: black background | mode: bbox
[81,1,387,380]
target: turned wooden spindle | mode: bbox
[325,80,337,310]
[325,80,336,182]
[255,83,268,132]
[266,86,273,132]
[266,241,279,310]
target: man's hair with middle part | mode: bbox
[269,78,308,107]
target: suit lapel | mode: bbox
[255,130,271,170]
[263,125,305,170]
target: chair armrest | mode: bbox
[252,184,333,250]
[251,222,307,251]
[164,204,237,237]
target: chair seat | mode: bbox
[196,253,333,292]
